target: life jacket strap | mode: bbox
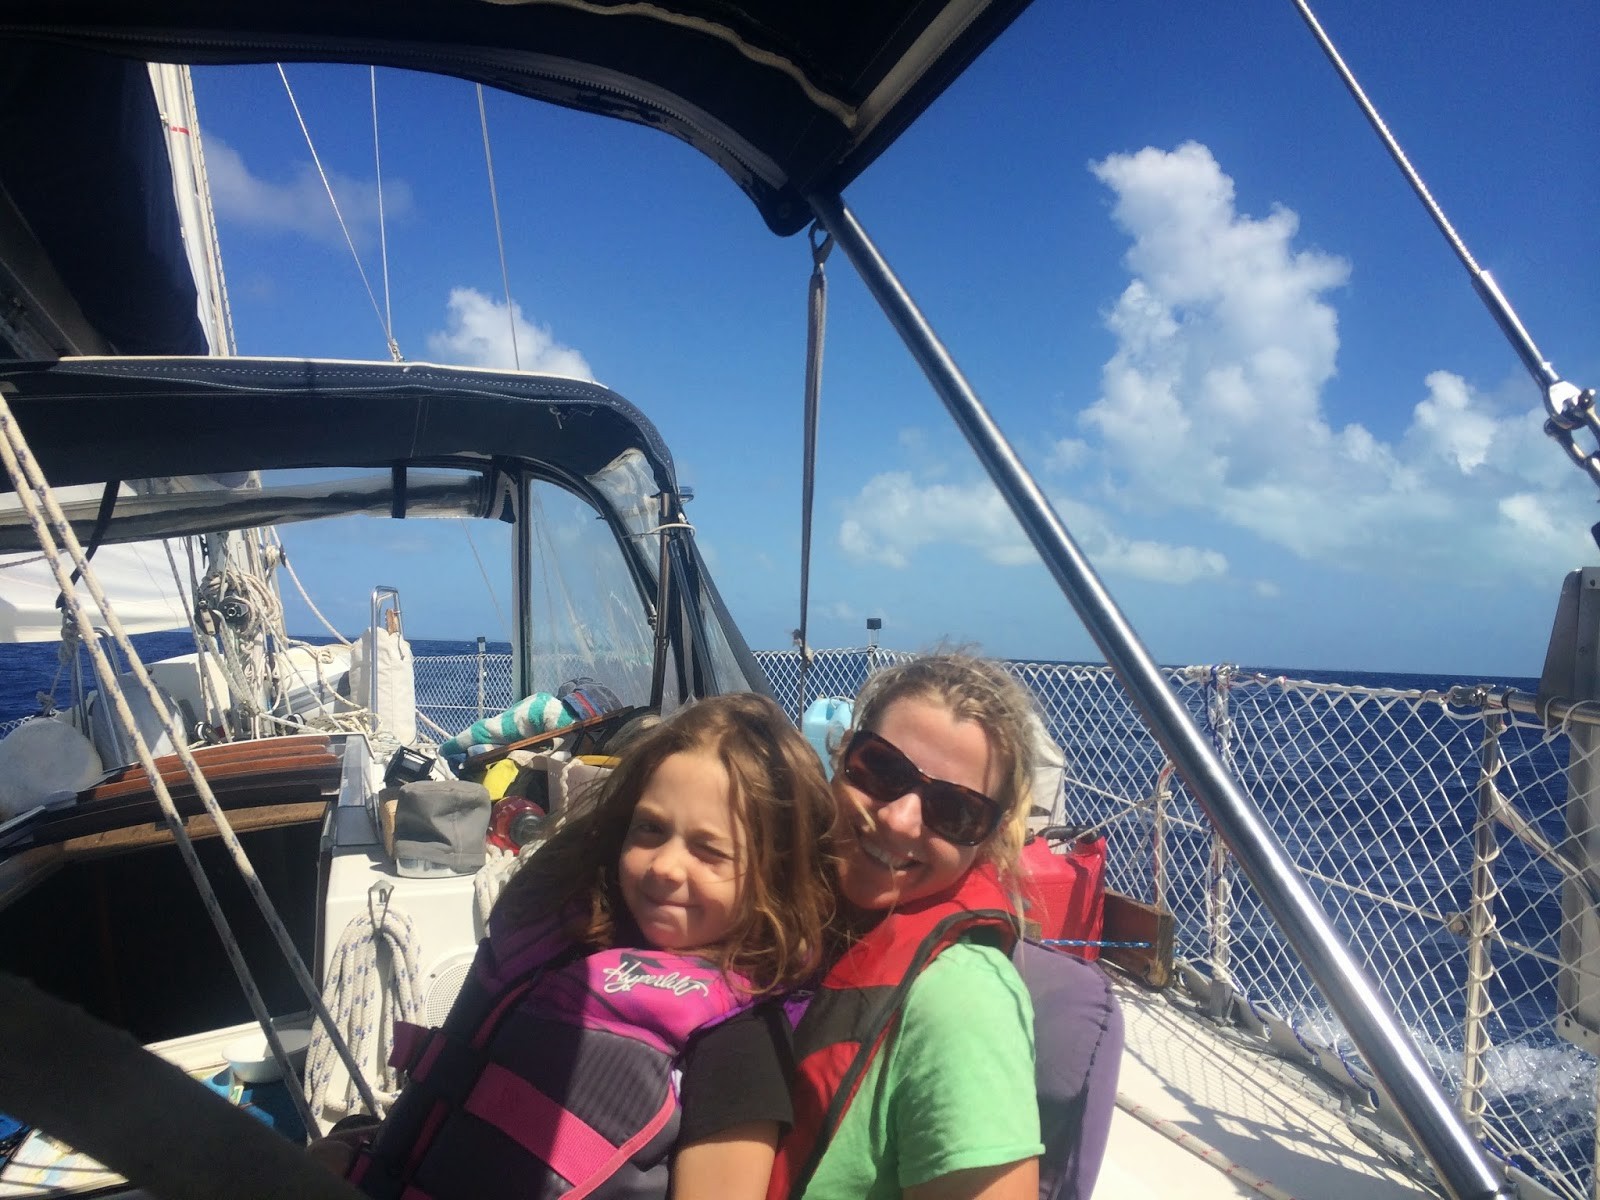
[389,1020,431,1073]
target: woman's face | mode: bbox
[834,696,1001,912]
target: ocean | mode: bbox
[1,632,1540,747]
[0,632,512,728]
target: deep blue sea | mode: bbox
[0,630,1538,729]
[0,632,505,725]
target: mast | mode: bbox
[148,63,236,357]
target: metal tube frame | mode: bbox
[476,634,488,719]
[367,585,401,716]
[1151,763,1174,915]
[512,476,535,700]
[1204,671,1236,986]
[648,491,673,710]
[809,190,1509,1200]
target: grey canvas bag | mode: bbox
[391,780,491,875]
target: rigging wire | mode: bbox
[276,63,401,361]
[371,67,400,361]
[458,517,511,641]
[477,83,523,370]
[1289,0,1477,276]
[1289,0,1598,511]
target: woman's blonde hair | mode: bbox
[850,652,1039,885]
[494,692,837,994]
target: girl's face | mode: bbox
[835,697,1000,912]
[618,748,745,953]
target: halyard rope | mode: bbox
[277,536,353,646]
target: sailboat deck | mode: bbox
[1101,977,1438,1199]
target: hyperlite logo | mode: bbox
[602,953,711,997]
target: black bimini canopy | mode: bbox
[0,356,678,496]
[0,0,1033,238]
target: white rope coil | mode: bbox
[473,844,526,929]
[307,902,423,1123]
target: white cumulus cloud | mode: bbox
[838,471,1226,584]
[206,137,412,247]
[829,141,1592,597]
[425,288,594,379]
[1075,141,1591,578]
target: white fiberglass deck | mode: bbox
[1100,979,1437,1199]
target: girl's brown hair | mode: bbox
[494,692,837,994]
[849,652,1040,886]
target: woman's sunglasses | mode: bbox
[839,730,1002,847]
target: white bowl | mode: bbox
[224,1026,312,1084]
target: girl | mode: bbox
[771,654,1044,1200]
[349,692,837,1200]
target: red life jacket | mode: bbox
[767,865,1019,1200]
[350,911,752,1200]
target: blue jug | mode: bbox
[802,697,853,779]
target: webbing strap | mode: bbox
[795,222,832,698]
[463,1062,617,1189]
[566,1093,676,1200]
[389,1021,430,1071]
[55,479,118,609]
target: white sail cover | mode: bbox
[0,543,190,642]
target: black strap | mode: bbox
[55,479,119,609]
[796,223,832,704]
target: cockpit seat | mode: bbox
[1017,940,1123,1200]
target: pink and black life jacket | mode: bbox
[350,911,753,1200]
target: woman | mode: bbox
[771,654,1043,1200]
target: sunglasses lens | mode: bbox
[844,733,999,847]
[845,735,911,802]
[921,785,990,845]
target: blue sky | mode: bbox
[188,1,1599,678]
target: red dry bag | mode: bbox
[1020,828,1107,961]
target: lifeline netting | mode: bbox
[750,649,1593,1200]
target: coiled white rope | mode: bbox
[162,538,232,735]
[473,844,524,928]
[307,900,423,1123]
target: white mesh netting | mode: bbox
[410,650,653,742]
[745,648,1595,1200]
